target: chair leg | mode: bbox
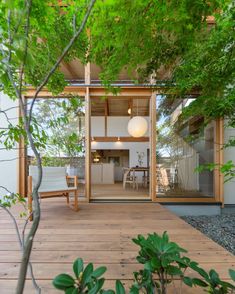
[28,193,33,221]
[66,193,70,204]
[74,190,78,211]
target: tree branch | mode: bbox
[28,0,96,123]
[19,0,32,94]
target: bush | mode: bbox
[53,232,235,294]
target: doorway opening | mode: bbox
[90,97,150,200]
[91,149,150,200]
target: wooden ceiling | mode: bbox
[91,97,150,116]
[60,59,138,82]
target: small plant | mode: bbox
[53,233,235,294]
[53,258,127,294]
[53,258,109,293]
[183,265,235,293]
[136,152,144,167]
[132,232,191,293]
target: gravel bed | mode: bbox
[181,214,235,255]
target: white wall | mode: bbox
[91,116,149,137]
[91,141,149,182]
[224,125,235,204]
[0,92,18,194]
[91,115,150,182]
[91,117,105,136]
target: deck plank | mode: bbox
[0,200,234,294]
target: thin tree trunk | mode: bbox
[15,1,96,292]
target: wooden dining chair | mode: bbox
[122,168,138,190]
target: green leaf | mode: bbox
[167,265,183,276]
[209,269,220,284]
[101,290,115,294]
[53,274,75,290]
[190,264,209,281]
[92,266,107,278]
[73,258,84,278]
[150,257,161,269]
[88,278,105,294]
[192,278,208,288]
[115,280,126,294]
[183,277,193,287]
[81,263,93,286]
[65,287,78,294]
[229,269,235,282]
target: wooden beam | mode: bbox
[214,118,224,204]
[25,86,152,99]
[105,99,109,116]
[219,118,224,205]
[104,99,109,136]
[85,63,91,201]
[24,86,86,98]
[89,87,152,97]
[18,98,27,197]
[91,137,149,142]
[150,92,157,202]
[128,99,133,117]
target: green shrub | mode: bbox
[53,232,235,294]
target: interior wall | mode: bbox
[0,92,18,194]
[91,117,105,136]
[91,141,149,182]
[91,116,150,137]
[91,115,150,182]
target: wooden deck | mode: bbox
[0,200,234,293]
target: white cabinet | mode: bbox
[91,163,114,184]
[92,164,102,184]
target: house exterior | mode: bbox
[0,61,234,214]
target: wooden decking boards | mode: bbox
[0,200,234,293]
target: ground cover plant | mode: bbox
[53,232,235,294]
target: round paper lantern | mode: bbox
[127,116,148,137]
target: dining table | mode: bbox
[131,166,149,187]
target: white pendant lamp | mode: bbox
[127,99,148,137]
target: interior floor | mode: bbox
[91,182,150,200]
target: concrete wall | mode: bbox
[224,125,235,204]
[0,92,18,194]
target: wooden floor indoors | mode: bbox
[91,183,150,200]
[0,199,234,293]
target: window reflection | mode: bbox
[156,95,214,197]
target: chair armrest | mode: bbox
[66,175,78,188]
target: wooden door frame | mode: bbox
[87,93,154,201]
[150,91,157,202]
[19,88,224,204]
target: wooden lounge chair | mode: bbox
[28,166,78,220]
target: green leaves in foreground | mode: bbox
[183,267,235,294]
[53,232,235,294]
[53,258,109,294]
